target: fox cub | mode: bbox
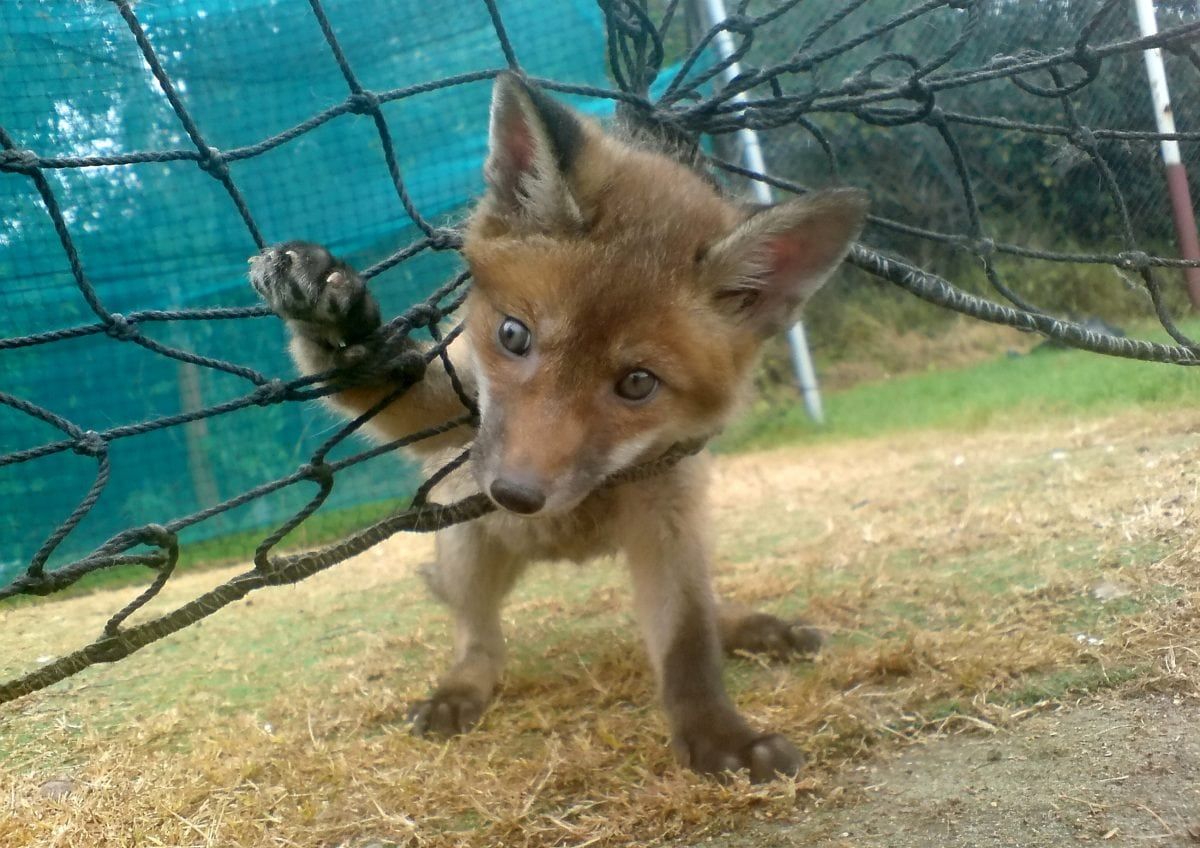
[251,72,867,782]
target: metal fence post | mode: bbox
[692,0,826,423]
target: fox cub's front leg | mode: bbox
[407,522,526,737]
[250,242,472,453]
[622,475,810,783]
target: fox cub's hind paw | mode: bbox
[722,612,823,661]
[249,241,380,347]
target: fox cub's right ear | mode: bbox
[706,188,869,337]
[484,72,588,232]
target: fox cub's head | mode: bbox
[461,73,867,516]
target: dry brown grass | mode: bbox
[2,408,1198,847]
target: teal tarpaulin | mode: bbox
[0,0,625,579]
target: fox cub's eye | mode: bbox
[498,317,532,356]
[616,369,658,402]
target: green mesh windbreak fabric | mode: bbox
[0,0,614,579]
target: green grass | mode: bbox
[721,343,1199,453]
[1005,663,1145,709]
[912,662,1145,727]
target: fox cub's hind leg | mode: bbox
[409,523,525,736]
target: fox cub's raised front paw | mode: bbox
[249,241,380,348]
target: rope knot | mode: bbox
[105,313,138,340]
[300,461,333,486]
[138,523,175,550]
[973,237,996,257]
[900,75,936,120]
[73,430,107,457]
[0,148,39,174]
[720,13,752,35]
[902,76,929,100]
[254,379,288,406]
[131,524,176,565]
[406,303,442,327]
[427,228,462,251]
[610,0,649,33]
[89,636,125,663]
[17,572,48,592]
[1072,44,1101,76]
[840,71,871,96]
[1069,126,1097,150]
[197,147,229,178]
[1116,250,1151,271]
[741,105,767,127]
[348,90,381,115]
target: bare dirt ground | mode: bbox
[700,696,1200,847]
[2,408,1198,847]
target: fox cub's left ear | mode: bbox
[484,71,588,232]
[706,188,869,336]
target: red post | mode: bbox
[1134,0,1200,309]
[1164,163,1200,306]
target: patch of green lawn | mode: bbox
[721,343,1199,453]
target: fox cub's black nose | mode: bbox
[489,478,546,515]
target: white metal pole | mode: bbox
[1134,0,1183,166]
[695,0,826,423]
[1133,0,1200,306]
